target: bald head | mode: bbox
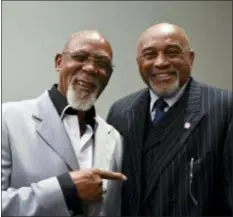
[55,29,114,106]
[137,22,191,55]
[136,22,195,98]
[63,30,113,58]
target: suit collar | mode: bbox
[185,78,201,113]
[32,92,117,174]
[125,89,150,195]
[32,91,79,170]
[149,78,190,113]
[144,78,205,201]
[48,84,68,116]
[48,84,96,129]
[129,88,150,112]
[93,116,117,169]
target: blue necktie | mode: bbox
[152,98,168,124]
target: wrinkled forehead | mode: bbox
[67,35,112,59]
[138,29,189,53]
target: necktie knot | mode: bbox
[153,98,167,111]
[152,98,168,124]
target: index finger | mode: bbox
[96,169,127,181]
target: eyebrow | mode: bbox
[141,43,183,53]
[141,47,154,53]
[72,50,111,60]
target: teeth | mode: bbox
[156,73,170,78]
[78,80,92,87]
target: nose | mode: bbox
[153,53,170,69]
[82,59,97,75]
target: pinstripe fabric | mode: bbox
[107,78,233,216]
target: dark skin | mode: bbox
[55,30,113,134]
[70,168,126,201]
[54,30,126,202]
[137,23,195,97]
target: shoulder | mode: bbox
[197,80,232,95]
[197,80,232,103]
[95,115,122,139]
[2,98,38,119]
[2,91,51,119]
[193,80,232,119]
[110,88,148,111]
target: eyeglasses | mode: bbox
[62,52,115,75]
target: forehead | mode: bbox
[139,30,186,52]
[67,36,112,58]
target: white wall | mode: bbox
[2,1,232,118]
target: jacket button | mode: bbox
[69,210,74,216]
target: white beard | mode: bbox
[150,72,180,98]
[66,82,99,111]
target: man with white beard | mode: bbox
[2,30,126,216]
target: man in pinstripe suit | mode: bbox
[107,23,233,216]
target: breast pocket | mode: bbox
[188,157,201,206]
[187,154,214,207]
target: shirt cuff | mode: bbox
[57,172,84,216]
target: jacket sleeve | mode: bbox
[1,115,72,216]
[106,105,113,124]
[223,112,233,215]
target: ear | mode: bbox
[54,53,62,72]
[136,56,142,72]
[189,50,195,66]
[136,56,140,65]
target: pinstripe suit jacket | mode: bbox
[107,78,233,216]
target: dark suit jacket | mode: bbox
[107,78,233,216]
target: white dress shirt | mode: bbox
[149,81,189,121]
[62,114,93,169]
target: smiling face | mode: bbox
[55,31,113,111]
[137,23,195,98]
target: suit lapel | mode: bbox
[127,89,150,194]
[93,116,117,189]
[32,92,79,171]
[144,80,206,201]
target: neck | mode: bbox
[57,83,66,96]
[57,83,87,121]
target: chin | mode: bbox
[150,79,180,98]
[66,85,99,111]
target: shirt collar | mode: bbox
[149,78,190,113]
[48,84,96,128]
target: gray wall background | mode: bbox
[2,1,232,118]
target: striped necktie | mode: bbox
[152,98,168,124]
